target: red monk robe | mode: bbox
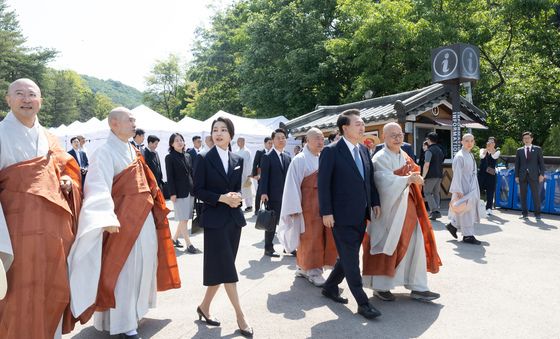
[75,152,180,324]
[0,133,82,339]
[363,153,441,277]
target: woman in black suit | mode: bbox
[165,132,200,254]
[193,117,253,338]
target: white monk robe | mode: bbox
[236,146,253,208]
[448,148,483,236]
[0,112,67,338]
[278,145,318,253]
[68,132,158,334]
[363,148,429,292]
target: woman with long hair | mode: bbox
[165,132,200,254]
[192,117,253,337]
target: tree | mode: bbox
[143,54,185,120]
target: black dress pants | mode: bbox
[519,176,541,216]
[323,223,369,306]
[264,200,281,252]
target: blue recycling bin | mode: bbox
[546,171,560,215]
[495,168,514,209]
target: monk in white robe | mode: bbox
[278,128,337,286]
[236,137,253,211]
[0,79,82,339]
[68,107,180,338]
[446,133,484,245]
[362,123,441,302]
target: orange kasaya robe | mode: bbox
[0,133,82,339]
[76,152,180,324]
[297,172,338,271]
[363,153,441,277]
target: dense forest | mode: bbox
[2,0,560,154]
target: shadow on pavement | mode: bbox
[191,321,246,339]
[308,295,443,339]
[448,240,488,264]
[240,255,296,280]
[474,223,502,236]
[68,318,171,339]
[525,219,558,231]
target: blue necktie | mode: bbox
[353,146,364,179]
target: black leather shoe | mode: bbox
[237,320,254,338]
[357,303,381,319]
[197,306,220,326]
[445,223,458,239]
[283,249,297,256]
[535,215,542,220]
[462,236,481,245]
[244,206,253,212]
[374,290,395,301]
[321,288,348,304]
[119,334,142,339]
[173,240,183,248]
[264,250,280,257]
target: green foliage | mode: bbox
[143,54,186,120]
[81,75,142,108]
[501,137,520,156]
[543,125,560,156]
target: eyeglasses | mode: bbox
[388,133,404,140]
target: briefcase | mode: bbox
[255,202,276,232]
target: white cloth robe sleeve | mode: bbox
[366,149,411,255]
[67,145,121,316]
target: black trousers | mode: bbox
[519,176,541,216]
[480,174,497,210]
[323,223,369,307]
[264,200,281,252]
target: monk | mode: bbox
[0,78,82,339]
[67,107,180,339]
[278,128,337,286]
[362,122,441,302]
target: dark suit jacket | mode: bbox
[187,147,201,170]
[515,145,545,181]
[374,142,416,163]
[259,150,291,203]
[165,150,194,198]
[192,147,246,229]
[144,149,163,186]
[68,148,88,168]
[251,149,266,177]
[318,140,380,226]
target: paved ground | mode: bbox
[64,203,560,339]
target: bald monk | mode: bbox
[68,107,180,339]
[0,78,82,338]
[362,122,441,302]
[278,128,337,286]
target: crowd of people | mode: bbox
[0,78,548,339]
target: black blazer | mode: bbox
[318,140,380,226]
[144,149,163,186]
[187,147,201,169]
[514,145,545,181]
[165,150,194,198]
[68,149,89,168]
[259,150,291,202]
[192,147,246,229]
[374,142,416,163]
[251,149,266,176]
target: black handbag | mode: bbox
[255,202,276,232]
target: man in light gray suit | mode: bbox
[514,131,545,220]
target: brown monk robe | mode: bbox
[297,172,337,271]
[362,153,441,277]
[76,152,180,323]
[0,133,82,338]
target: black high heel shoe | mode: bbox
[237,320,254,338]
[196,306,220,326]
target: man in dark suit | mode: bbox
[318,109,382,320]
[260,130,291,257]
[252,137,273,215]
[515,131,545,220]
[187,135,203,170]
[144,135,164,188]
[374,140,416,163]
[68,136,89,183]
[130,128,146,154]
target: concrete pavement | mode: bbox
[64,205,560,339]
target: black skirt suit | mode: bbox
[193,146,247,286]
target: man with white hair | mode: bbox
[0,78,82,338]
[446,133,483,245]
[68,107,180,339]
[362,122,441,302]
[236,137,254,212]
[279,128,337,286]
